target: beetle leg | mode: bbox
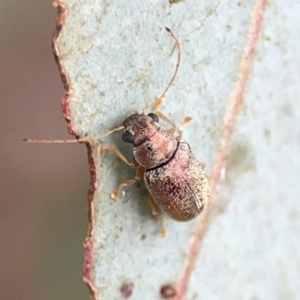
[153,96,164,111]
[111,167,145,201]
[176,116,192,140]
[148,196,166,237]
[98,144,138,167]
[153,97,192,138]
[156,111,177,133]
[153,97,178,133]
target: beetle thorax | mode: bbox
[122,113,177,169]
[134,128,177,168]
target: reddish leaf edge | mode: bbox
[174,0,268,299]
[52,1,98,299]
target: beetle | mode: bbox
[119,111,209,222]
[24,28,210,235]
[97,28,210,234]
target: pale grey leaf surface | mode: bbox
[55,0,300,299]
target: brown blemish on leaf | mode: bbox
[120,282,134,298]
[211,140,256,219]
[160,284,177,299]
[227,140,256,174]
[169,0,185,4]
[281,103,293,116]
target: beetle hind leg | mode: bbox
[148,195,166,237]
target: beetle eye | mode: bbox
[122,131,135,143]
[148,113,159,123]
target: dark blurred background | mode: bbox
[0,1,89,299]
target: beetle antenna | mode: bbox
[23,125,125,144]
[143,27,181,114]
[158,27,181,100]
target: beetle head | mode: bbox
[122,113,159,147]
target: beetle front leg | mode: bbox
[148,195,166,237]
[153,97,177,133]
[98,144,138,167]
[176,116,192,140]
[111,167,145,200]
[153,97,192,138]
